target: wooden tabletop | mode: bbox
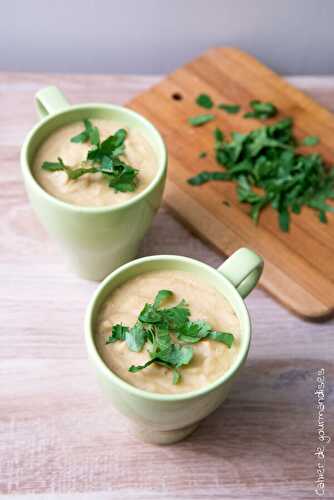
[0,73,333,500]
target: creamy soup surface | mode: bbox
[95,270,241,394]
[32,119,158,207]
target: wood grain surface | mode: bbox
[128,48,334,320]
[0,71,333,500]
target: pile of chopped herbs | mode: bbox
[41,119,139,192]
[187,95,334,231]
[106,289,234,384]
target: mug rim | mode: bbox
[20,103,167,214]
[84,254,251,402]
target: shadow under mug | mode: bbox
[85,248,263,445]
[20,86,167,281]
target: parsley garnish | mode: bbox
[196,94,214,109]
[243,100,278,120]
[188,114,215,127]
[42,119,139,193]
[70,118,100,145]
[188,118,334,231]
[199,151,207,159]
[106,290,234,384]
[302,135,319,146]
[218,103,240,114]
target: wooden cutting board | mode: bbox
[127,47,334,320]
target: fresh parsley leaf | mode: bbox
[188,171,231,186]
[41,159,66,172]
[157,344,193,368]
[128,359,155,372]
[302,135,319,146]
[70,131,88,144]
[66,165,100,180]
[87,129,127,162]
[177,320,212,343]
[196,94,214,109]
[208,331,234,348]
[152,324,172,354]
[160,299,190,330]
[106,324,129,344]
[153,289,173,309]
[214,127,224,145]
[139,303,162,323]
[70,119,100,145]
[107,164,139,192]
[218,103,240,114]
[244,100,278,120]
[188,114,215,127]
[125,323,146,352]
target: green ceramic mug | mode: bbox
[85,247,263,445]
[20,86,167,280]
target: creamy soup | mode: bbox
[32,119,157,207]
[95,270,241,394]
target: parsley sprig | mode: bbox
[41,119,139,193]
[106,289,234,384]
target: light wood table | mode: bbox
[0,73,333,500]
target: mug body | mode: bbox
[21,95,167,280]
[85,251,262,444]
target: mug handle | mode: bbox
[35,86,70,120]
[218,247,263,298]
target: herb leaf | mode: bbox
[106,324,129,344]
[177,320,212,343]
[208,331,234,348]
[218,103,240,114]
[160,299,190,330]
[244,100,278,120]
[129,359,155,373]
[126,323,146,352]
[302,135,319,146]
[70,118,100,145]
[153,289,173,309]
[196,94,214,109]
[188,114,215,127]
[188,171,231,186]
[41,159,66,172]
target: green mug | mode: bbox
[20,86,167,280]
[85,248,263,444]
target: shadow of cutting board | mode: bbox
[127,47,334,321]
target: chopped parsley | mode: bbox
[302,135,319,146]
[106,289,234,384]
[188,114,215,127]
[243,100,278,120]
[188,119,334,231]
[42,119,139,193]
[218,103,240,114]
[196,94,214,109]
